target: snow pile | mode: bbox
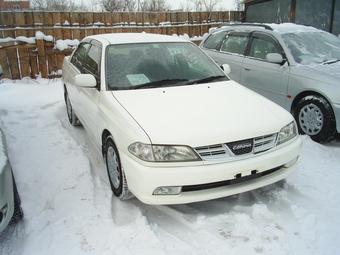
[35,31,53,41]
[0,78,339,255]
[55,39,80,51]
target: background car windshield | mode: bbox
[105,42,226,90]
[282,32,340,65]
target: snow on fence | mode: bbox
[0,10,244,79]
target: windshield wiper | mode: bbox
[322,59,340,65]
[129,79,189,89]
[185,75,228,85]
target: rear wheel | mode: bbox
[65,91,81,126]
[105,137,132,200]
[294,95,336,143]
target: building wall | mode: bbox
[0,0,29,10]
[295,0,333,32]
[333,0,340,36]
[246,0,292,23]
[245,0,340,35]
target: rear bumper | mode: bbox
[121,136,302,205]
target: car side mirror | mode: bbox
[0,65,3,78]
[221,64,231,75]
[266,53,284,65]
[74,74,97,88]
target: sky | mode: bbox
[168,0,235,11]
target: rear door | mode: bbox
[240,32,290,108]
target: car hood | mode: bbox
[112,81,293,147]
[301,62,340,87]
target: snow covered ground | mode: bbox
[0,78,339,255]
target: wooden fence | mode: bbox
[0,10,245,79]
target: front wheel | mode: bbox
[294,95,336,143]
[105,137,132,200]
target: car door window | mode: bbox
[70,43,91,71]
[202,30,228,49]
[83,44,101,88]
[221,34,249,55]
[248,33,282,61]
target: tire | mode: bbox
[9,175,23,225]
[64,91,81,126]
[294,95,336,143]
[105,137,132,200]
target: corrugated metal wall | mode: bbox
[245,0,291,24]
[245,0,340,36]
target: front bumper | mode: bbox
[120,136,302,205]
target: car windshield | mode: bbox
[282,31,340,65]
[105,42,228,90]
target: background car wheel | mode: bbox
[294,95,336,143]
[64,91,81,126]
[105,137,132,200]
[9,175,23,225]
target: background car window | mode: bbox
[70,43,91,71]
[83,45,101,86]
[221,35,249,55]
[202,30,228,49]
[248,36,281,60]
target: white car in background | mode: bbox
[62,33,301,205]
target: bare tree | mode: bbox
[30,0,91,11]
[201,0,223,11]
[179,0,194,11]
[102,0,123,12]
[30,0,46,10]
[190,0,204,11]
[143,0,172,12]
[233,0,244,11]
[101,0,136,12]
[124,0,136,11]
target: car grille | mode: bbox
[194,133,277,161]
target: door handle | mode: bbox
[244,68,251,71]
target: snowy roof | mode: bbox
[268,23,322,34]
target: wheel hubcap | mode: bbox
[299,103,323,135]
[107,146,120,189]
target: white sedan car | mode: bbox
[62,33,302,205]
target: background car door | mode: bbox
[240,32,290,108]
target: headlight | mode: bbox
[128,142,200,162]
[277,121,298,144]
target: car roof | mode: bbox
[217,22,321,34]
[84,33,189,44]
